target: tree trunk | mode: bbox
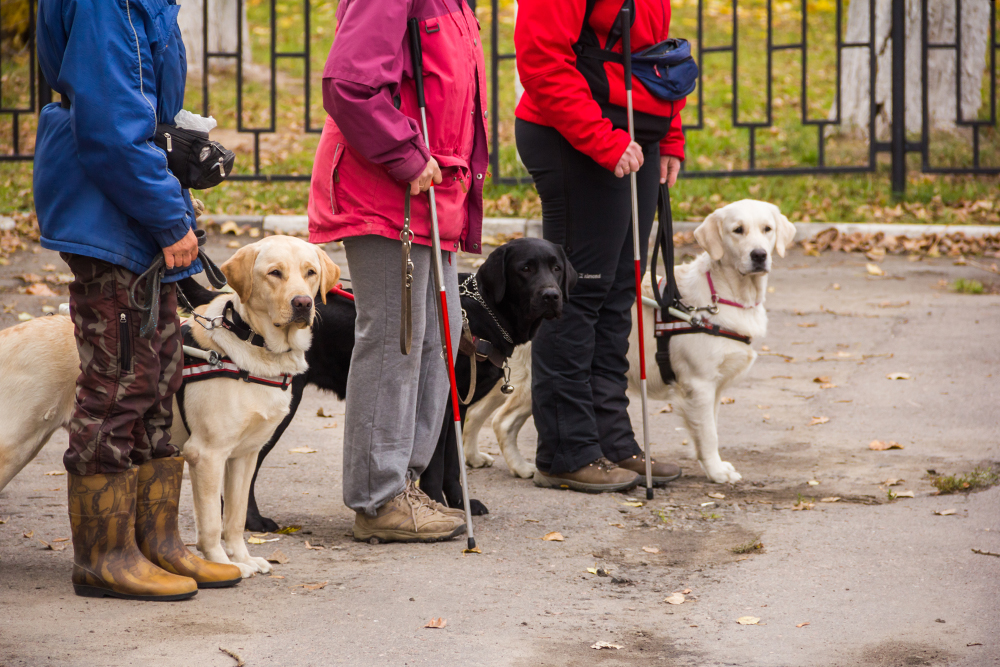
[833,0,990,139]
[177,0,252,75]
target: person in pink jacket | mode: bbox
[309,0,488,543]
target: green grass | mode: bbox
[730,538,764,554]
[930,466,1000,494]
[2,0,998,223]
[951,278,985,294]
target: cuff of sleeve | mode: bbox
[388,142,432,183]
[596,130,633,172]
[152,212,193,249]
[659,145,685,162]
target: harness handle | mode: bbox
[650,182,683,310]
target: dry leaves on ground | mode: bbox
[894,491,915,498]
[813,376,831,383]
[820,497,841,503]
[808,480,820,486]
[316,408,335,418]
[38,539,65,551]
[274,525,302,535]
[797,622,811,628]
[620,501,644,507]
[886,372,911,380]
[720,397,736,404]
[0,517,9,524]
[797,323,817,328]
[288,446,318,454]
[737,616,761,625]
[542,531,564,542]
[591,641,622,650]
[883,478,904,486]
[293,581,329,591]
[266,550,289,564]
[44,470,65,476]
[24,283,58,297]
[808,416,830,426]
[934,509,956,516]
[304,541,324,550]
[869,440,904,451]
[664,592,686,605]
[707,492,725,500]
[247,535,279,544]
[866,263,886,276]
[791,500,815,511]
[424,618,447,629]
[658,404,673,413]
[22,531,33,538]
[642,546,660,554]
[219,647,245,667]
[802,228,1000,259]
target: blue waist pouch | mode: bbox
[574,37,698,102]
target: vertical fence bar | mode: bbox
[890,0,906,194]
[490,0,500,184]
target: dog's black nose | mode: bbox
[750,249,768,264]
[291,295,313,312]
[541,288,561,305]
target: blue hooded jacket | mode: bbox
[34,0,201,281]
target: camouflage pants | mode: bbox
[61,254,183,475]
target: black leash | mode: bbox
[128,229,228,338]
[650,182,682,311]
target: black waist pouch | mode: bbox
[153,124,235,190]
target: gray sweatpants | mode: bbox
[342,234,461,516]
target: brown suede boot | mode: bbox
[354,486,466,543]
[135,457,242,589]
[68,468,197,601]
[533,457,640,493]
[613,454,682,486]
[408,479,466,519]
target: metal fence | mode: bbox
[2,0,998,193]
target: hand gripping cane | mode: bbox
[621,8,655,500]
[408,19,477,551]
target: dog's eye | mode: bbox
[268,270,282,278]
[306,269,317,277]
[764,226,772,233]
[521,265,531,272]
[734,226,744,235]
[553,265,561,272]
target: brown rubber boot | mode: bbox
[353,486,466,543]
[135,457,242,589]
[613,454,682,486]
[68,468,197,601]
[408,479,466,520]
[533,457,640,493]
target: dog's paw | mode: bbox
[469,499,490,516]
[509,461,536,479]
[233,561,257,579]
[466,452,495,468]
[701,459,742,484]
[248,556,273,574]
[245,514,280,534]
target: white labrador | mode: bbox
[463,199,796,484]
[0,235,339,577]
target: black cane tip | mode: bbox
[468,537,477,550]
[646,487,654,501]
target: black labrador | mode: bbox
[180,237,575,531]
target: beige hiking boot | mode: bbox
[353,486,466,543]
[408,480,466,520]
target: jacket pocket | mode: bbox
[119,312,134,374]
[328,142,345,215]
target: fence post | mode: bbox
[890,0,906,195]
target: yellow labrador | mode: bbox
[0,235,339,577]
[463,200,795,484]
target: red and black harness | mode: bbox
[650,184,753,385]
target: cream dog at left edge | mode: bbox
[0,235,339,578]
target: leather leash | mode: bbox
[400,189,414,355]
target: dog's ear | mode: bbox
[771,205,797,258]
[315,248,341,304]
[220,244,259,302]
[477,245,507,303]
[694,211,725,260]
[555,244,577,300]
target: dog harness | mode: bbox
[456,274,515,404]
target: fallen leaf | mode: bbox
[247,536,279,544]
[219,647,245,667]
[707,492,725,500]
[424,618,447,629]
[48,273,73,285]
[226,240,241,249]
[813,376,831,383]
[682,589,692,594]
[23,531,34,538]
[17,273,44,283]
[25,283,58,297]
[591,641,622,650]
[886,372,911,380]
[836,351,852,357]
[620,501,644,507]
[17,312,34,321]
[42,263,56,271]
[38,539,65,551]
[820,497,841,503]
[797,622,810,628]
[720,397,735,404]
[642,546,660,554]
[587,567,599,574]
[797,323,817,328]
[524,518,540,523]
[463,546,482,554]
[934,509,956,516]
[658,404,673,413]
[894,490,915,498]
[301,581,328,591]
[869,440,904,451]
[316,408,335,418]
[274,525,302,535]
[761,344,770,351]
[304,541,325,550]
[542,531,565,542]
[288,446,318,454]
[664,592,686,605]
[219,220,242,235]
[866,263,885,276]
[737,616,761,625]
[0,516,8,524]
[808,416,830,426]
[831,283,841,290]
[53,537,70,542]
[883,478,904,486]
[269,575,285,579]
[808,480,820,486]
[44,470,65,476]
[819,383,837,389]
[791,501,815,511]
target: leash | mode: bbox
[128,228,228,338]
[400,189,414,355]
[458,275,513,344]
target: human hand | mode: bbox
[163,228,198,269]
[613,141,644,178]
[410,157,443,195]
[660,155,682,188]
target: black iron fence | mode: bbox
[1,0,997,193]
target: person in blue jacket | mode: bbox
[34,0,242,600]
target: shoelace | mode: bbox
[408,481,450,513]
[400,485,439,527]
[592,457,620,471]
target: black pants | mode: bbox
[516,119,660,474]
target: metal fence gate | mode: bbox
[1,0,997,193]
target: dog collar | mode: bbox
[706,271,760,310]
[221,300,268,348]
[459,275,513,344]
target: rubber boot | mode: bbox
[68,468,198,601]
[135,457,242,589]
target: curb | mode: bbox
[198,214,1000,242]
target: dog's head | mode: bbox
[693,200,796,275]
[220,236,341,329]
[476,237,577,324]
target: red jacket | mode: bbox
[308,0,488,254]
[515,0,686,171]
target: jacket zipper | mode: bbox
[119,312,133,373]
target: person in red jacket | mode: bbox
[515,0,685,492]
